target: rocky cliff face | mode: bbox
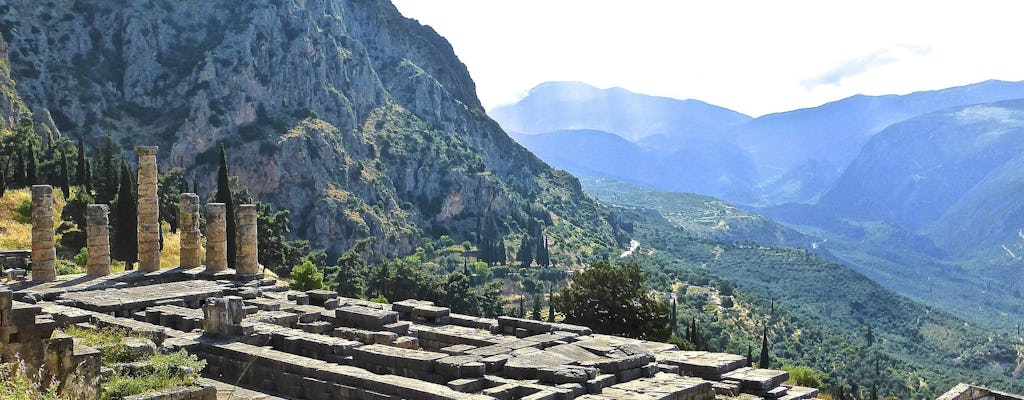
[0,0,620,260]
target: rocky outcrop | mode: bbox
[0,0,620,259]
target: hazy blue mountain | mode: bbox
[817,99,1024,264]
[490,81,751,143]
[497,80,1024,206]
[735,79,1024,204]
[512,129,758,201]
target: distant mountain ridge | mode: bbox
[491,81,751,143]
[496,80,1024,205]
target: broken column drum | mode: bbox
[30,185,57,282]
[205,203,227,272]
[136,146,161,272]
[179,193,201,269]
[85,204,111,276]
[235,204,259,275]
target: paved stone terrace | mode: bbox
[1,269,820,400]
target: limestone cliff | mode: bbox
[0,0,621,260]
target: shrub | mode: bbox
[289,259,325,291]
[783,365,822,388]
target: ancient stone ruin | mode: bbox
[30,185,56,282]
[204,203,228,273]
[179,193,202,269]
[0,153,827,399]
[85,204,110,277]
[136,146,162,272]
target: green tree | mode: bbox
[158,168,186,233]
[111,161,137,267]
[332,237,375,298]
[670,297,678,334]
[759,325,770,368]
[0,159,6,197]
[547,285,555,322]
[58,186,93,253]
[536,235,550,267]
[517,235,534,267]
[83,158,92,192]
[59,150,70,199]
[24,143,37,185]
[215,145,237,268]
[289,259,325,291]
[479,281,504,318]
[92,135,120,203]
[76,136,87,186]
[554,262,671,341]
[444,273,474,314]
[531,293,542,320]
[257,203,311,275]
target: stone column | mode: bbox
[30,185,56,282]
[205,203,227,272]
[135,146,161,272]
[235,204,260,275]
[85,204,110,277]
[179,193,201,269]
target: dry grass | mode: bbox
[0,188,66,250]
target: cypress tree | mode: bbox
[76,136,87,186]
[84,158,93,192]
[112,161,138,268]
[93,135,120,203]
[670,298,678,334]
[517,235,533,267]
[518,295,525,318]
[759,325,770,368]
[59,150,70,199]
[25,143,37,185]
[13,152,25,187]
[869,382,878,400]
[746,346,753,367]
[691,317,698,349]
[216,144,237,268]
[547,285,555,322]
[531,294,542,321]
[536,234,550,267]
[0,158,6,197]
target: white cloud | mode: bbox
[393,0,1024,117]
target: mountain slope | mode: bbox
[736,79,1024,204]
[818,100,1024,260]
[760,100,1024,329]
[579,177,807,248]
[490,81,751,143]
[613,205,1023,399]
[0,0,620,261]
[512,129,759,201]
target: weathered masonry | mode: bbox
[2,175,823,399]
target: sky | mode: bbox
[391,1,1024,117]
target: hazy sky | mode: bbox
[391,1,1024,117]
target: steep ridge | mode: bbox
[0,0,620,260]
